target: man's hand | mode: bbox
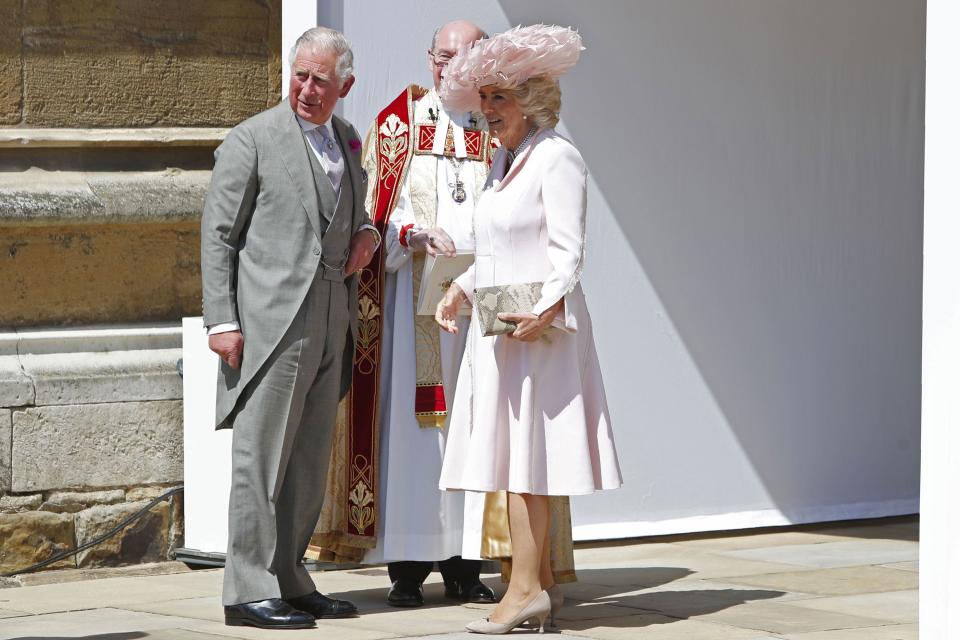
[209,330,244,369]
[344,228,379,276]
[408,227,456,257]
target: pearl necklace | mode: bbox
[505,126,538,171]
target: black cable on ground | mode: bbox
[2,485,185,578]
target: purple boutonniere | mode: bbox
[349,138,362,153]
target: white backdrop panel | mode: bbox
[920,0,958,636]
[275,0,923,541]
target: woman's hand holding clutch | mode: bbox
[436,283,468,334]
[499,298,564,342]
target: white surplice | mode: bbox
[364,90,486,563]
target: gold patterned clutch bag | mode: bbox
[474,282,544,336]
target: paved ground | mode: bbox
[0,517,917,639]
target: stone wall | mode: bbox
[4,0,282,128]
[1,0,281,328]
[0,326,185,575]
[0,0,280,575]
[1,222,201,326]
[0,486,183,574]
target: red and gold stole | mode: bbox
[308,86,424,561]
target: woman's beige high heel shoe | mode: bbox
[546,583,563,629]
[465,590,551,634]
[522,583,564,631]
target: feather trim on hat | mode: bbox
[440,24,583,113]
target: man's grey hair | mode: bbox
[288,27,354,83]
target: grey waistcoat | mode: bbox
[305,139,353,276]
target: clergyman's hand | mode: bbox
[408,227,456,257]
[345,228,379,276]
[209,330,244,369]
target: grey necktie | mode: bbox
[315,126,344,194]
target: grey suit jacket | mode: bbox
[201,102,371,428]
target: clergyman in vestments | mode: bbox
[361,20,496,608]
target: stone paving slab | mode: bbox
[0,570,223,614]
[410,635,593,640]
[721,565,918,596]
[779,623,918,640]
[720,539,918,569]
[811,520,918,542]
[558,577,810,612]
[170,619,402,640]
[576,553,814,584]
[557,613,783,640]
[135,631,239,640]
[0,607,210,640]
[11,560,193,587]
[315,604,495,637]
[785,589,918,624]
[882,561,919,572]
[0,518,919,640]
[572,542,678,563]
[122,595,225,623]
[691,600,895,635]
[568,564,697,589]
[564,587,787,620]
[671,529,857,551]
[618,577,813,601]
[555,599,655,621]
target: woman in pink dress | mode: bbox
[434,25,623,634]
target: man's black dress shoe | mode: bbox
[387,579,424,607]
[459,580,497,603]
[223,598,315,629]
[285,590,359,619]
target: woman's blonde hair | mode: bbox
[512,75,562,129]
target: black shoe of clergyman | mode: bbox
[224,598,316,629]
[387,580,424,607]
[285,591,359,619]
[459,580,497,603]
[443,580,461,600]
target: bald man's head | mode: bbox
[428,20,486,90]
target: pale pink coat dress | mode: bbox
[439,129,623,496]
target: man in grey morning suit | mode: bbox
[201,27,380,630]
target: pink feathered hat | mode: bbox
[439,24,584,113]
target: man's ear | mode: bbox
[339,75,356,98]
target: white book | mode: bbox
[416,251,475,316]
